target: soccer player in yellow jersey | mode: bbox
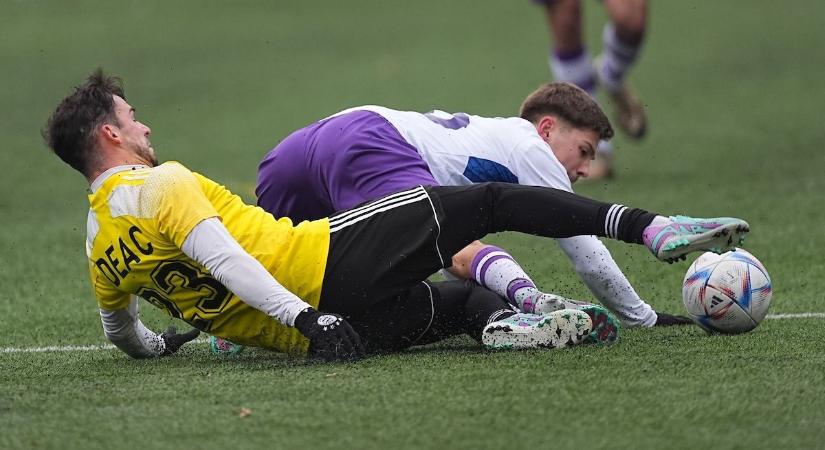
[43,70,750,361]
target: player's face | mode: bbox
[546,125,599,183]
[112,95,157,166]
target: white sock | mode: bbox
[598,23,642,93]
[469,245,540,311]
[550,47,597,96]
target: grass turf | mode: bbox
[2,0,824,448]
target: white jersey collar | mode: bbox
[90,164,150,193]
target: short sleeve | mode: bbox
[143,162,220,248]
[510,139,574,192]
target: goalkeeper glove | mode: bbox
[160,326,200,356]
[294,308,365,361]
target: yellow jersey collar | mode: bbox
[90,164,150,193]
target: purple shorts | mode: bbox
[256,110,438,222]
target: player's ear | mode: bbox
[99,123,121,145]
[536,115,557,140]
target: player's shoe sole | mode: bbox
[482,310,592,350]
[530,295,620,346]
[645,216,750,263]
[576,305,621,346]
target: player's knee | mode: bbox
[616,17,645,43]
[605,0,646,40]
[449,242,484,280]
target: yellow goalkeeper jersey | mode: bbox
[86,161,330,354]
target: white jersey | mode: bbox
[339,105,657,327]
[343,105,573,192]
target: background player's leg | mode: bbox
[600,0,647,93]
[598,0,648,140]
[537,0,615,178]
[541,0,596,95]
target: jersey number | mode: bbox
[424,111,470,130]
[136,260,231,332]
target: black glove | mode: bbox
[294,308,365,361]
[160,326,201,355]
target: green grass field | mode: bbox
[2,1,824,449]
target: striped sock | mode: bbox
[469,245,540,311]
[550,47,597,96]
[601,204,657,244]
[598,23,643,93]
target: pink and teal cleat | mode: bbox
[209,335,245,355]
[643,215,749,263]
[481,310,592,350]
[529,293,620,346]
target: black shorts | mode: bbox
[319,186,447,316]
[318,185,473,352]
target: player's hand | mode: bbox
[294,308,365,361]
[160,326,201,356]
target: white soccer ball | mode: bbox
[682,248,772,334]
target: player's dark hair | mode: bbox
[43,69,125,176]
[519,82,614,141]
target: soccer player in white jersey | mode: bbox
[533,0,648,179]
[257,82,695,338]
[44,70,749,361]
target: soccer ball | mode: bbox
[682,248,772,334]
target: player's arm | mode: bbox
[156,164,364,359]
[99,296,200,358]
[555,236,655,327]
[181,217,313,326]
[512,143,656,327]
[91,255,199,358]
[181,218,364,360]
[155,164,312,325]
[99,296,163,358]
